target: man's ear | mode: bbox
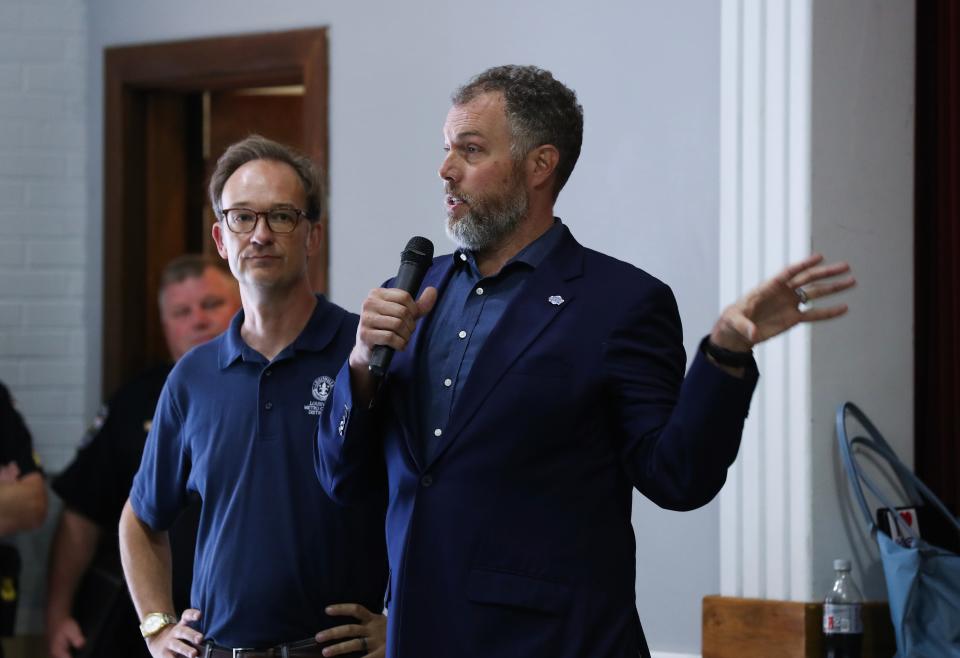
[526,144,560,191]
[305,220,323,257]
[212,221,228,258]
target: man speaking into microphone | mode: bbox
[315,65,855,658]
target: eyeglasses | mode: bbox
[220,207,308,234]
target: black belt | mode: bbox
[202,637,324,658]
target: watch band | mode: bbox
[140,612,178,638]
[702,336,754,368]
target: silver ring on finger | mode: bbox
[795,287,809,305]
[360,636,369,653]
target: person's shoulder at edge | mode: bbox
[0,380,15,407]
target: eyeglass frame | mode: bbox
[218,206,312,234]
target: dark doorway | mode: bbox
[914,1,959,512]
[103,28,327,397]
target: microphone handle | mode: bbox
[368,346,392,378]
[368,260,428,378]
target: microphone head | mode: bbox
[401,236,434,265]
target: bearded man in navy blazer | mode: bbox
[315,65,854,658]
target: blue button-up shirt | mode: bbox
[415,219,565,462]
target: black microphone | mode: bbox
[369,236,435,378]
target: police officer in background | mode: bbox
[45,255,240,658]
[0,383,46,536]
[0,380,48,658]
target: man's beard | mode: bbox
[445,169,528,252]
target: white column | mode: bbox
[720,0,915,604]
[719,0,813,602]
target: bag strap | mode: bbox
[836,403,921,498]
[837,403,888,528]
[849,436,925,538]
[836,402,960,537]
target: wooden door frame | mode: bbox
[103,28,328,396]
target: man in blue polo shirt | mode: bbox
[120,136,387,658]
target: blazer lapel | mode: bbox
[426,228,585,468]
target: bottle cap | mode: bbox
[833,558,851,571]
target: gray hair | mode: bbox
[452,65,583,198]
[208,134,323,221]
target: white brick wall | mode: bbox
[0,0,87,633]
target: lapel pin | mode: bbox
[548,295,565,306]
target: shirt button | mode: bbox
[459,253,467,262]
[264,402,273,410]
[443,378,452,387]
[421,474,434,487]
[434,428,443,437]
[476,287,484,295]
[458,330,467,339]
[265,369,272,377]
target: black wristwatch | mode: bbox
[702,336,753,368]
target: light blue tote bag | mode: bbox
[836,402,960,657]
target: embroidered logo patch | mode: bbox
[304,376,335,415]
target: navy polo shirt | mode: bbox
[131,295,387,648]
[415,219,564,462]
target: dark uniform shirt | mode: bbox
[0,382,40,478]
[53,365,197,658]
[1,382,42,657]
[54,365,171,528]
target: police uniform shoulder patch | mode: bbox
[79,404,109,448]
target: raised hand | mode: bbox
[710,254,855,352]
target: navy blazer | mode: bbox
[316,226,758,658]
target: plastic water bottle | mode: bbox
[823,559,863,658]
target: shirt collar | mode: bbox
[218,294,342,369]
[453,217,565,275]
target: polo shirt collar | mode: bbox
[218,294,342,369]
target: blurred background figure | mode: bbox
[45,255,239,658]
[0,385,47,534]
[0,380,47,658]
